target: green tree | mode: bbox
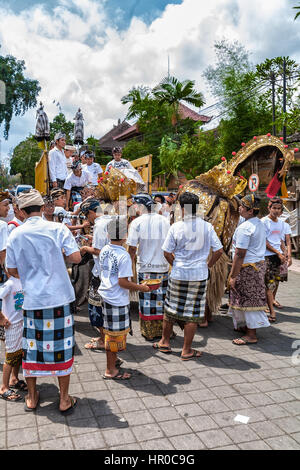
[50,113,74,142]
[158,130,220,182]
[294,4,300,19]
[152,76,205,116]
[0,47,41,139]
[10,135,42,185]
[203,40,300,156]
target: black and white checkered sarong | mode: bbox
[102,302,131,334]
[164,278,207,323]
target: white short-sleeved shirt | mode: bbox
[0,220,8,251]
[6,216,79,310]
[105,158,134,173]
[98,244,133,307]
[92,215,111,277]
[0,276,24,324]
[283,221,292,237]
[162,216,223,281]
[232,217,266,264]
[127,212,170,273]
[262,216,285,256]
[48,147,68,182]
[64,170,92,191]
[82,163,103,185]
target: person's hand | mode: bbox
[0,314,11,329]
[139,284,150,293]
[82,221,90,228]
[229,276,237,292]
[80,246,88,254]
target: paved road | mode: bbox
[1,271,300,450]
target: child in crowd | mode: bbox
[98,216,150,380]
[0,270,25,401]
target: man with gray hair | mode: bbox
[48,132,68,189]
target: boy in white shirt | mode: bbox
[99,216,150,380]
[0,271,25,402]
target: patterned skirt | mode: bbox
[5,320,23,367]
[102,302,131,336]
[22,303,75,377]
[229,261,268,311]
[265,255,282,291]
[164,278,207,324]
[138,272,169,321]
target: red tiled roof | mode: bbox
[113,123,139,141]
[178,103,211,123]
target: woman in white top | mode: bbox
[262,198,285,322]
[229,194,270,345]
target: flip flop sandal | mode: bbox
[0,389,23,402]
[273,301,283,309]
[268,316,276,323]
[102,371,132,381]
[115,358,124,368]
[60,396,78,415]
[232,338,258,346]
[24,392,40,412]
[84,340,105,350]
[152,343,172,354]
[10,380,28,391]
[181,350,202,361]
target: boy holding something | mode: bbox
[99,216,150,380]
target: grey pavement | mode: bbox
[1,270,300,450]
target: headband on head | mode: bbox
[17,189,44,209]
[241,194,260,211]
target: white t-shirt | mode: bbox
[127,212,170,273]
[48,147,68,182]
[82,163,103,185]
[162,216,223,281]
[262,216,285,256]
[7,217,23,235]
[232,217,266,264]
[0,220,8,251]
[105,158,134,172]
[92,215,111,277]
[283,221,292,237]
[6,216,79,310]
[64,170,92,191]
[0,276,24,324]
[98,244,133,307]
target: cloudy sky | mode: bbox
[0,0,299,163]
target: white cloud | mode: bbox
[0,0,299,160]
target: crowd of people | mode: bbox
[0,132,293,417]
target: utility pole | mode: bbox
[270,72,276,136]
[283,57,287,142]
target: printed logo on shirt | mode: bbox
[14,290,24,311]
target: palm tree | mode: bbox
[294,4,300,19]
[121,86,152,120]
[152,76,205,113]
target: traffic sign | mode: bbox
[248,174,259,192]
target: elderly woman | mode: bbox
[229,194,270,345]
